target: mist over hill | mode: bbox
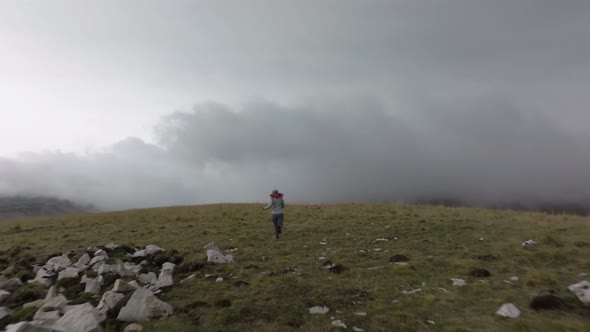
[0,196,97,221]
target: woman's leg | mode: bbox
[277,214,284,233]
[271,214,280,238]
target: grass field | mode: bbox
[0,203,589,331]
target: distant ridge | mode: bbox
[0,195,97,221]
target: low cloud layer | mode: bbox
[2,97,589,210]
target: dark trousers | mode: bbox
[272,213,284,237]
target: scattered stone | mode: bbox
[401,288,422,295]
[451,278,466,286]
[331,320,347,328]
[373,248,383,252]
[53,303,104,332]
[204,242,235,264]
[97,290,125,318]
[215,277,223,283]
[74,253,91,268]
[510,276,519,282]
[113,280,136,293]
[352,327,365,332]
[94,249,109,259]
[568,280,590,306]
[496,303,520,318]
[138,273,157,285]
[58,267,79,280]
[83,276,104,294]
[152,264,175,289]
[117,287,173,321]
[308,306,329,314]
[0,278,22,291]
[145,245,164,255]
[471,269,491,278]
[530,294,569,310]
[427,320,436,325]
[522,240,538,248]
[132,250,147,258]
[179,275,196,284]
[389,255,409,263]
[372,238,388,242]
[124,323,144,332]
[0,307,12,329]
[0,290,10,302]
[89,256,106,266]
[354,312,367,316]
[46,255,72,272]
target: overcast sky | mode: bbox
[1,1,589,210]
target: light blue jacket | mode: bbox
[264,195,285,214]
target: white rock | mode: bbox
[427,320,436,325]
[58,267,79,280]
[179,275,196,284]
[0,290,10,302]
[568,280,590,306]
[373,238,389,242]
[145,245,164,255]
[113,280,135,293]
[496,303,520,318]
[117,287,173,321]
[215,277,224,283]
[510,276,519,281]
[308,306,329,314]
[451,278,466,286]
[74,253,91,267]
[203,242,220,251]
[352,327,365,332]
[0,278,22,291]
[53,302,104,332]
[46,255,72,271]
[155,263,175,288]
[94,249,109,259]
[139,260,148,266]
[33,308,61,322]
[207,250,235,264]
[128,281,140,289]
[97,291,125,312]
[4,322,39,332]
[0,307,13,323]
[105,243,119,249]
[373,248,383,252]
[84,276,104,294]
[124,323,144,332]
[30,268,55,287]
[44,286,57,300]
[132,250,147,258]
[40,295,68,312]
[2,265,14,275]
[89,256,106,266]
[138,273,158,285]
[121,262,141,277]
[331,320,347,328]
[522,240,538,248]
[354,312,367,316]
[401,288,422,294]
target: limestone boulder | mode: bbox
[117,287,173,321]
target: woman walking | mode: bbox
[263,189,285,239]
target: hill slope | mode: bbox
[0,196,96,221]
[0,204,588,331]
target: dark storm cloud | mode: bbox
[2,97,589,210]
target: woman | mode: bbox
[263,189,285,239]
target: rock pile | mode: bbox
[0,242,212,331]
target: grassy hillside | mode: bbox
[0,204,589,331]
